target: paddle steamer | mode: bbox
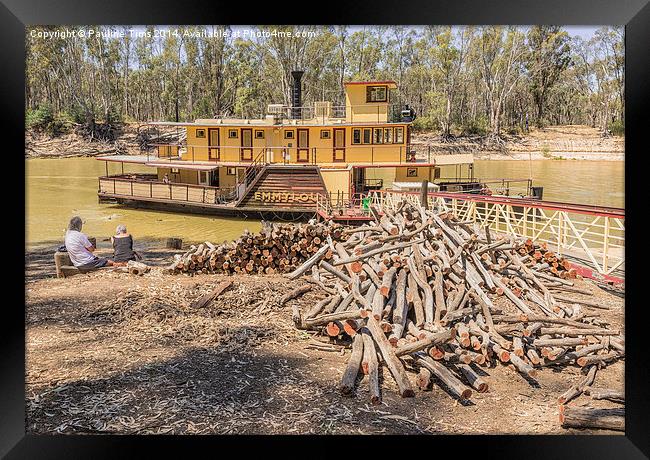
[97,71,540,220]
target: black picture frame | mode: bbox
[7,0,649,457]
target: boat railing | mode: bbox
[98,175,237,205]
[270,103,404,124]
[436,178,534,197]
[367,189,624,278]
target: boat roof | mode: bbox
[344,80,397,88]
[145,120,409,128]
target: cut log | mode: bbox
[416,354,472,401]
[584,388,625,404]
[508,353,538,378]
[340,334,364,395]
[279,285,312,305]
[558,365,597,404]
[417,366,432,391]
[393,329,455,357]
[457,363,489,393]
[559,405,624,432]
[54,251,72,278]
[365,315,415,398]
[287,245,330,279]
[165,237,183,249]
[361,329,381,405]
[127,260,151,276]
[190,280,232,308]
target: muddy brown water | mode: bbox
[26,157,623,248]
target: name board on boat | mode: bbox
[252,191,318,204]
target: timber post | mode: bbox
[420,180,429,210]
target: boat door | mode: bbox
[241,128,253,162]
[353,167,365,194]
[208,128,220,160]
[333,128,345,162]
[297,129,309,162]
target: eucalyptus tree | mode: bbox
[526,26,571,127]
[474,26,528,140]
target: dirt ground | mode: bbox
[25,245,625,435]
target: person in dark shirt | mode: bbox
[111,225,140,264]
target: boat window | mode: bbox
[196,129,206,138]
[407,168,418,177]
[284,130,295,139]
[373,128,383,144]
[171,168,180,174]
[255,130,264,139]
[384,128,393,144]
[366,85,388,103]
[352,128,361,144]
[320,130,331,139]
[362,128,372,144]
[227,167,236,175]
[228,129,238,139]
[395,127,404,144]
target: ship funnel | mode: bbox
[291,70,304,119]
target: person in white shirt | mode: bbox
[64,216,116,271]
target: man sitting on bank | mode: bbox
[64,216,117,272]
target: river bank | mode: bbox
[25,123,623,161]
[412,125,624,161]
[25,242,625,435]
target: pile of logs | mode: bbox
[285,201,624,430]
[515,239,576,280]
[164,221,347,276]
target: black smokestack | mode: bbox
[291,70,304,119]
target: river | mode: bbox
[25,157,624,248]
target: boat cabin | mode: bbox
[97,74,474,217]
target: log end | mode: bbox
[401,389,416,398]
[461,389,473,400]
[326,321,342,337]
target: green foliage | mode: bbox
[26,105,54,131]
[461,117,488,136]
[540,144,552,158]
[61,105,88,124]
[609,120,624,136]
[411,116,439,132]
[26,105,71,136]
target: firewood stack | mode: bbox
[164,221,347,276]
[286,201,624,419]
[514,239,577,280]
